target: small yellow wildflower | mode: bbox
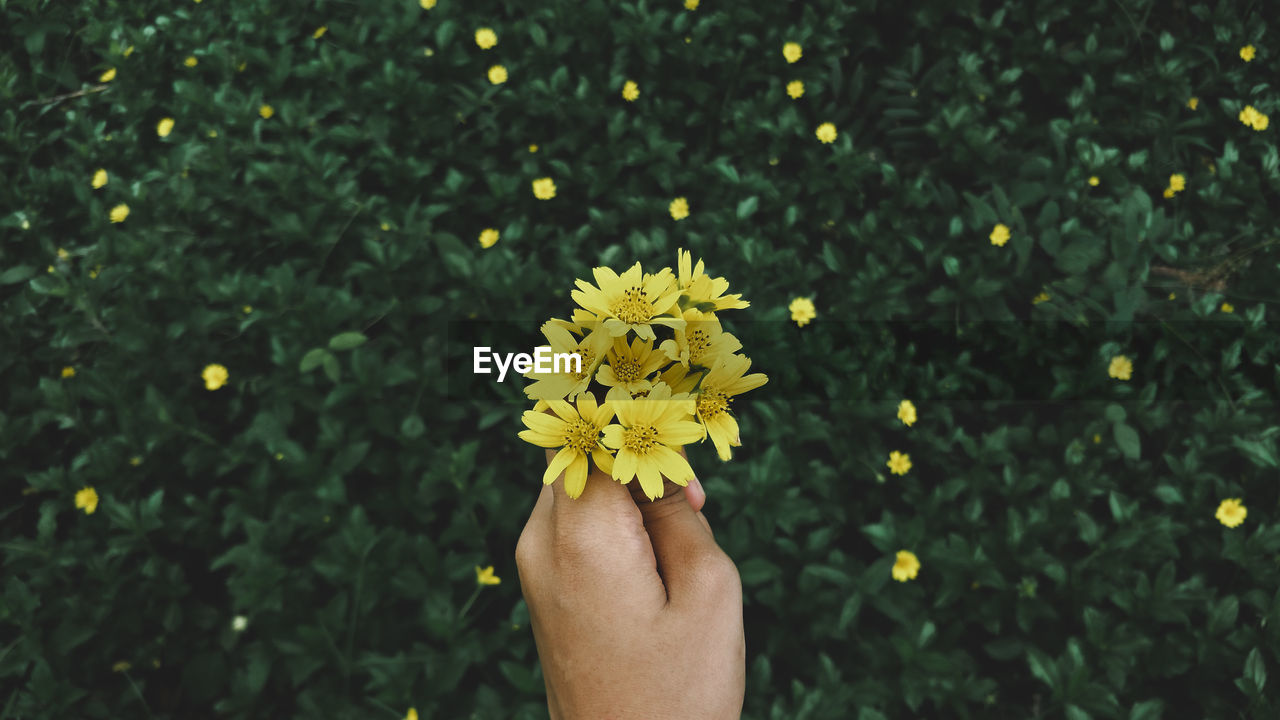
[123,45,134,57]
[892,550,920,582]
[815,122,837,144]
[57,247,69,260]
[420,0,436,8]
[475,565,501,585]
[989,223,1010,247]
[75,487,99,515]
[130,456,142,466]
[242,305,253,314]
[1162,187,1175,199]
[406,709,419,720]
[47,265,54,274]
[787,80,804,99]
[89,265,101,279]
[1239,105,1270,131]
[1088,176,1099,186]
[112,661,132,673]
[61,366,76,378]
[1032,292,1051,304]
[92,168,108,188]
[488,65,508,85]
[157,117,175,138]
[528,144,538,153]
[208,129,218,138]
[314,26,327,39]
[380,222,390,231]
[99,67,116,83]
[1221,302,1234,313]
[1093,433,1102,444]
[1216,498,1247,528]
[1187,96,1199,110]
[887,451,912,475]
[532,177,556,199]
[622,80,640,102]
[1168,292,1176,300]
[789,297,816,326]
[475,28,497,49]
[184,55,198,67]
[479,228,500,248]
[783,42,802,64]
[109,204,130,223]
[669,197,689,221]
[1169,174,1185,192]
[238,61,247,72]
[1108,354,1133,381]
[202,363,229,391]
[1240,45,1256,62]
[232,616,248,632]
[685,0,700,9]
[21,219,30,229]
[259,104,274,119]
[424,48,434,57]
[897,399,917,427]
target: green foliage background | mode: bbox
[3,0,1278,717]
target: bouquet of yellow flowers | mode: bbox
[517,248,768,501]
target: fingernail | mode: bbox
[688,476,705,505]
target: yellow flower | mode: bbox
[669,196,689,220]
[1168,292,1176,300]
[242,305,253,314]
[786,80,804,99]
[57,247,69,260]
[111,661,132,673]
[232,616,248,632]
[783,42,802,64]
[1239,105,1269,131]
[659,309,742,370]
[420,0,436,8]
[123,45,134,57]
[523,322,613,405]
[475,28,498,50]
[47,265,54,274]
[1093,433,1102,444]
[238,61,247,72]
[622,80,640,102]
[259,104,274,119]
[202,363,229,390]
[130,456,142,466]
[685,0,700,9]
[1088,176,1099,186]
[789,297,816,326]
[892,550,920,582]
[184,55,198,67]
[1169,174,1185,192]
[478,228,500,248]
[475,565,502,586]
[75,487,99,515]
[528,144,538,153]
[1240,44,1256,62]
[109,204,130,223]
[1216,498,1247,528]
[598,336,669,396]
[602,383,702,500]
[674,248,749,314]
[887,451,912,475]
[424,48,434,56]
[897,399,917,427]
[406,709,419,720]
[488,65,508,84]
[1108,354,1132,381]
[1221,302,1234,313]
[1162,187,1175,198]
[532,177,556,199]
[313,26,327,39]
[208,129,218,138]
[520,391,617,498]
[89,265,101,279]
[157,117,174,137]
[1032,292,1051,304]
[988,223,1010,246]
[92,168,108,188]
[1187,96,1199,110]
[61,366,76,378]
[99,67,116,83]
[676,353,767,461]
[571,262,684,340]
[815,122,837,144]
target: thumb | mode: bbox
[628,449,724,606]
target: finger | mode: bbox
[627,460,724,607]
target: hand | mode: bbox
[515,449,746,719]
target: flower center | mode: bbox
[687,329,709,363]
[622,423,659,455]
[612,357,642,384]
[611,286,652,325]
[574,349,595,380]
[697,387,730,419]
[563,418,599,454]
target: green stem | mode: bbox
[457,586,483,620]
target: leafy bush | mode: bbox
[2,0,1277,718]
